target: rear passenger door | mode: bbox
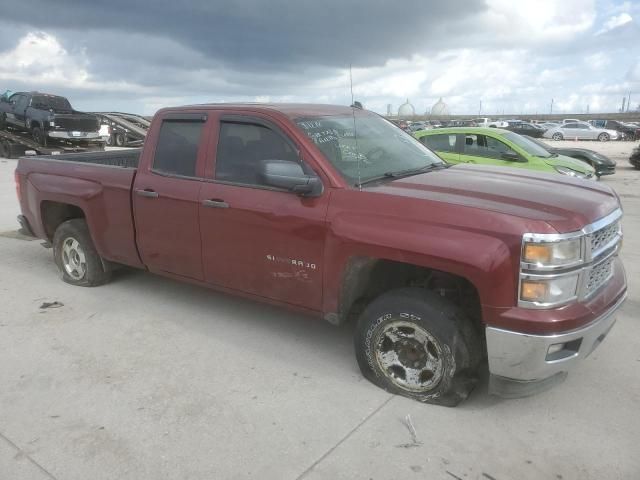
[133,113,211,280]
[418,133,460,163]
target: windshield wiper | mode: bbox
[356,163,448,187]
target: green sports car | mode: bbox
[414,128,595,179]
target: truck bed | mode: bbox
[15,149,144,268]
[33,148,141,168]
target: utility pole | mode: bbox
[627,92,632,113]
[478,100,482,116]
[550,98,554,114]
[586,104,589,114]
[621,97,626,113]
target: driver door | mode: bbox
[198,113,330,310]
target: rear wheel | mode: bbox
[32,126,47,146]
[552,132,563,141]
[53,219,111,286]
[598,133,610,142]
[354,288,481,406]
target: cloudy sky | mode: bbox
[1,0,639,116]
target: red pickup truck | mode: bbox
[14,104,627,406]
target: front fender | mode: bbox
[322,210,519,323]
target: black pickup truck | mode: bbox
[0,92,102,147]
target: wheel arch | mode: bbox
[328,256,484,330]
[40,200,86,241]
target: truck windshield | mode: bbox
[31,95,73,112]
[502,131,552,158]
[295,111,444,185]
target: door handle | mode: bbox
[135,189,159,198]
[202,199,229,209]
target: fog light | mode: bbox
[546,339,582,361]
[547,343,565,355]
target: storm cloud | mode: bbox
[0,0,638,114]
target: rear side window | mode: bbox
[153,119,205,177]
[421,134,457,152]
[215,121,298,185]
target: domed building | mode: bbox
[431,97,449,117]
[398,99,415,117]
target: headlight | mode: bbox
[520,234,585,307]
[520,274,579,305]
[554,166,587,178]
[522,238,582,268]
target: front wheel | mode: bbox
[53,219,111,286]
[598,133,610,142]
[354,288,481,407]
[552,132,563,141]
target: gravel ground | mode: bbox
[0,140,638,480]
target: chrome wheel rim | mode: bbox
[61,237,87,280]
[374,320,444,392]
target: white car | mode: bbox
[543,122,619,141]
[472,117,508,128]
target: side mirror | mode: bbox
[258,160,323,197]
[501,151,524,162]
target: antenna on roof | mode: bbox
[350,64,362,191]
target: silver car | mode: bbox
[543,122,619,141]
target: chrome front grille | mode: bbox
[585,258,614,298]
[589,221,620,257]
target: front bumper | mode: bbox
[47,131,101,141]
[486,292,626,398]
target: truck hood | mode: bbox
[541,154,595,174]
[366,164,618,233]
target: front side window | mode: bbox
[464,134,511,159]
[421,134,457,152]
[215,121,298,185]
[295,111,443,185]
[153,119,204,177]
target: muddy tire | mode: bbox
[53,219,111,287]
[354,288,481,407]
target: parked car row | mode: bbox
[395,115,640,142]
